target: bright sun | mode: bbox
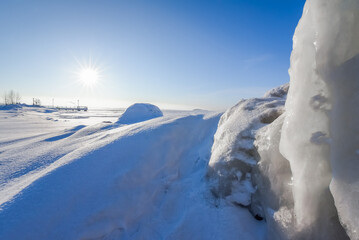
[78,68,99,87]
[73,57,104,88]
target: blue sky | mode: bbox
[0,0,305,110]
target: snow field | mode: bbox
[0,106,266,239]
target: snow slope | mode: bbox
[0,107,265,240]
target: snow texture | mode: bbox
[117,103,163,124]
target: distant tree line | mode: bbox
[2,90,21,105]
[33,98,41,106]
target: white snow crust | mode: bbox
[117,103,163,124]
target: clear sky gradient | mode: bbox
[0,0,305,110]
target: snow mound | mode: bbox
[117,103,163,124]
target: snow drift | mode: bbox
[117,103,163,124]
[0,111,266,240]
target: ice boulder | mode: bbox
[117,103,163,124]
[207,85,287,216]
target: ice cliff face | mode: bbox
[209,0,358,239]
[281,0,359,239]
[280,0,359,239]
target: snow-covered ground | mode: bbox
[0,105,265,239]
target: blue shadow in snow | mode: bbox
[44,125,86,142]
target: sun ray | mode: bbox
[73,57,105,89]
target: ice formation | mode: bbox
[280,0,359,238]
[209,1,359,239]
[117,103,163,124]
[207,85,287,215]
[253,114,295,239]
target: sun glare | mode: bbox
[74,57,104,88]
[79,68,99,87]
